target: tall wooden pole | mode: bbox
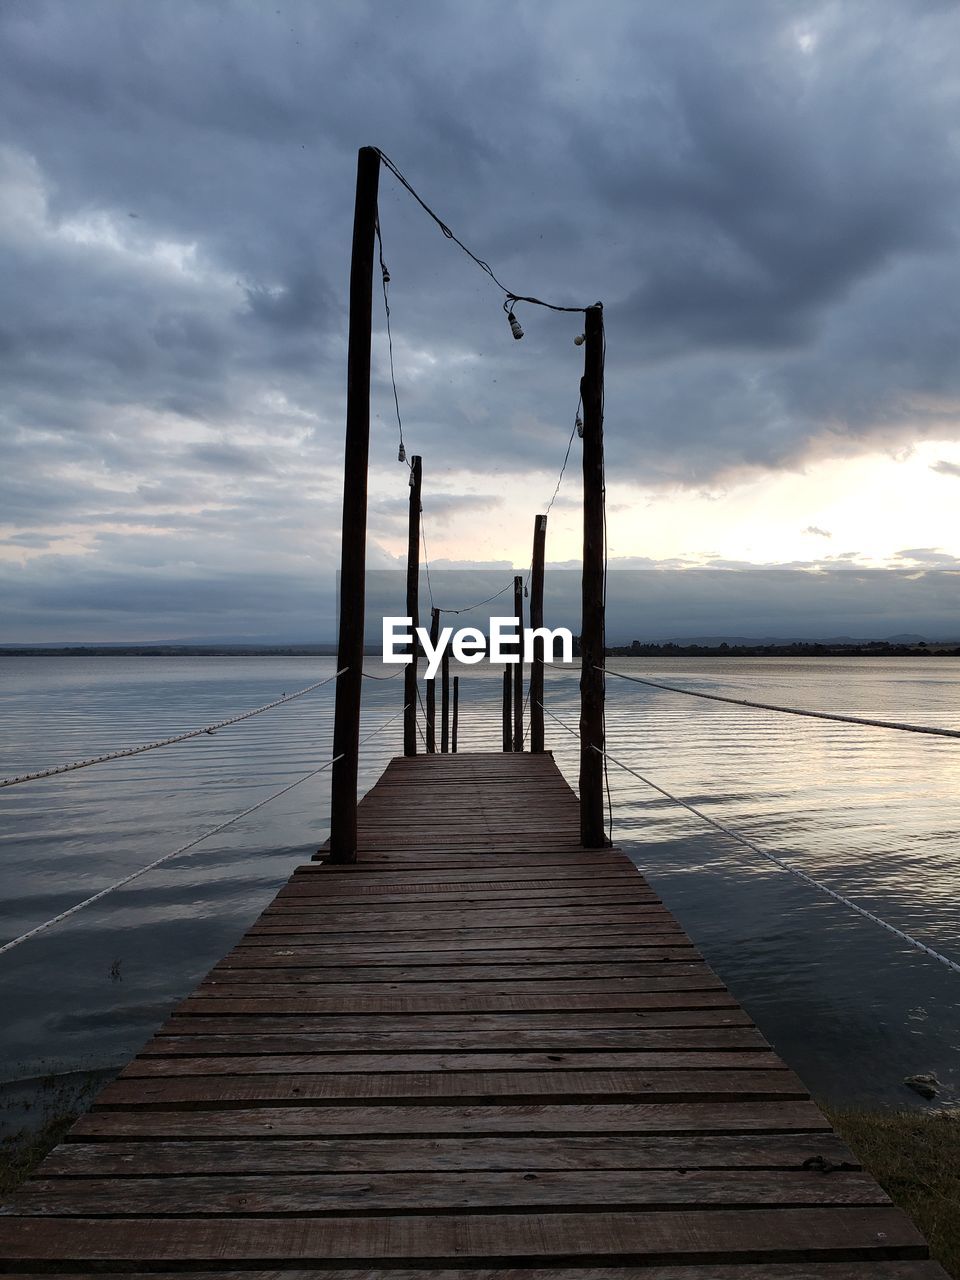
[426,606,439,753]
[502,668,512,752]
[403,455,422,757]
[441,651,450,753]
[452,676,459,753]
[529,513,547,753]
[329,146,380,864]
[579,303,606,847]
[512,575,524,752]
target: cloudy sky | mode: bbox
[3,0,960,642]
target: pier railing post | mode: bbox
[502,668,512,752]
[403,455,422,757]
[529,513,547,752]
[579,303,606,848]
[513,574,524,751]
[441,650,450,753]
[452,675,459,753]
[329,145,380,864]
[426,606,439,753]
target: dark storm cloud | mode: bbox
[2,0,960,638]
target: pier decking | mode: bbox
[0,752,947,1276]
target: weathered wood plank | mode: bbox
[37,1130,860,1176]
[173,990,739,1016]
[122,1050,785,1076]
[1,1265,949,1280]
[6,1169,888,1217]
[95,1067,806,1108]
[141,1026,768,1054]
[0,1208,928,1264]
[68,1100,832,1139]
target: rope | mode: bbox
[1,669,348,790]
[374,149,591,316]
[361,666,404,680]
[0,753,345,958]
[359,704,409,745]
[603,669,960,740]
[0,703,410,959]
[539,702,960,977]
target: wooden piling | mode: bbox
[513,575,523,752]
[403,456,422,757]
[501,668,512,753]
[579,303,606,848]
[529,513,547,753]
[426,607,439,754]
[441,651,450,753]
[329,145,381,864]
[452,675,459,752]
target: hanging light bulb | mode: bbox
[398,442,406,464]
[523,584,528,598]
[381,264,390,285]
[507,309,524,340]
[576,414,584,438]
[574,333,585,346]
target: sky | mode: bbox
[3,0,960,643]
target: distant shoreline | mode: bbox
[1,642,958,658]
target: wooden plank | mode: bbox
[231,928,689,950]
[122,1050,785,1076]
[213,952,701,974]
[141,1026,769,1054]
[1,1266,949,1280]
[157,1010,757,1034]
[193,972,725,996]
[96,1068,806,1108]
[173,991,739,1016]
[0,1208,928,1264]
[69,1100,831,1139]
[7,1169,888,1217]
[38,1130,860,1176]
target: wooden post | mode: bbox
[579,303,606,847]
[441,651,450,753]
[403,455,421,757]
[452,676,459,753]
[529,513,547,753]
[512,574,523,752]
[426,606,439,753]
[501,668,512,752]
[329,145,380,864]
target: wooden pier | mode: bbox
[0,752,947,1276]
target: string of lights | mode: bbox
[374,148,593,321]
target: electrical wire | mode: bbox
[374,149,592,316]
[374,214,408,467]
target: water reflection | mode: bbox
[1,654,959,1118]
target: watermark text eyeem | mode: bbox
[382,617,573,679]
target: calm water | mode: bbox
[1,654,958,1124]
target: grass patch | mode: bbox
[0,1109,79,1197]
[825,1105,960,1278]
[0,1069,108,1200]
